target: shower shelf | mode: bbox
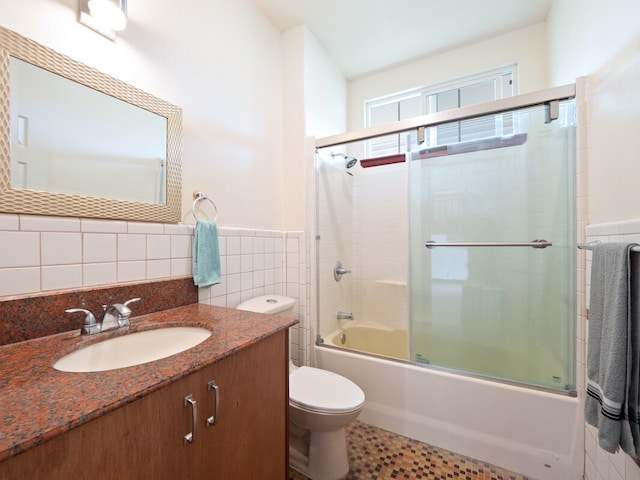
[375,280,407,287]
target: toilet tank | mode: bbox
[236,295,295,316]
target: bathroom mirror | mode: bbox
[0,26,182,222]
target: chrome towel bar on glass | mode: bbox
[425,239,552,249]
[192,191,218,222]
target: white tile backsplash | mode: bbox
[226,236,241,255]
[170,235,192,259]
[147,259,171,279]
[0,214,19,230]
[83,233,117,263]
[41,232,82,265]
[0,215,193,296]
[163,224,192,235]
[252,270,264,288]
[240,254,253,273]
[117,234,146,261]
[0,231,40,267]
[146,235,171,260]
[171,257,191,277]
[240,271,253,292]
[83,262,117,286]
[127,222,164,234]
[117,261,146,282]
[226,255,241,275]
[252,236,265,254]
[20,215,80,232]
[0,267,40,296]
[241,236,253,254]
[226,273,241,293]
[81,219,127,233]
[42,264,82,291]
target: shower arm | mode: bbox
[425,239,552,249]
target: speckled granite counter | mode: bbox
[0,303,297,463]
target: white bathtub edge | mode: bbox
[316,345,584,480]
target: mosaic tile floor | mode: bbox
[288,421,533,480]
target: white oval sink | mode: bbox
[53,327,212,372]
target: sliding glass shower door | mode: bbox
[409,100,576,392]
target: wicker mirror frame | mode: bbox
[0,26,182,223]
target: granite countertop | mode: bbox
[0,303,297,463]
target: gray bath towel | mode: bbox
[624,254,640,457]
[585,243,639,455]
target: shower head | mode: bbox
[330,152,359,169]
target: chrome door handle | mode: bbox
[206,380,219,427]
[184,394,197,444]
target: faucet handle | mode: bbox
[66,308,100,335]
[124,297,141,307]
[334,261,352,281]
[115,297,141,327]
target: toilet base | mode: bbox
[289,427,349,480]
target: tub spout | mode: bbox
[337,311,354,320]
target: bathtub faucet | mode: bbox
[334,261,351,281]
[337,311,354,321]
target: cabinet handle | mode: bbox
[184,394,197,444]
[206,380,219,427]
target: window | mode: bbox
[366,66,517,158]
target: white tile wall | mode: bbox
[196,227,282,308]
[353,163,408,331]
[583,221,640,480]
[195,227,309,365]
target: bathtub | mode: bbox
[326,323,409,360]
[316,325,584,480]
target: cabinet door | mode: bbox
[0,365,202,479]
[188,330,288,479]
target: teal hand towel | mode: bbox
[193,220,221,287]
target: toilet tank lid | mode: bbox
[236,295,295,314]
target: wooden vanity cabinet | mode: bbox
[0,330,288,480]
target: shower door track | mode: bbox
[315,84,575,148]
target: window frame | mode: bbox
[365,65,518,158]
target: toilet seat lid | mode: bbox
[289,367,365,413]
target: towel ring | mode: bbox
[192,191,218,222]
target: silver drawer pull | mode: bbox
[206,380,219,427]
[184,394,197,444]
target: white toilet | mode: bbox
[236,295,365,480]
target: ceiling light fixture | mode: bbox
[79,0,127,40]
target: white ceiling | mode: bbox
[251,0,554,79]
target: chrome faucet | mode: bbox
[337,311,354,321]
[101,298,141,330]
[66,297,141,335]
